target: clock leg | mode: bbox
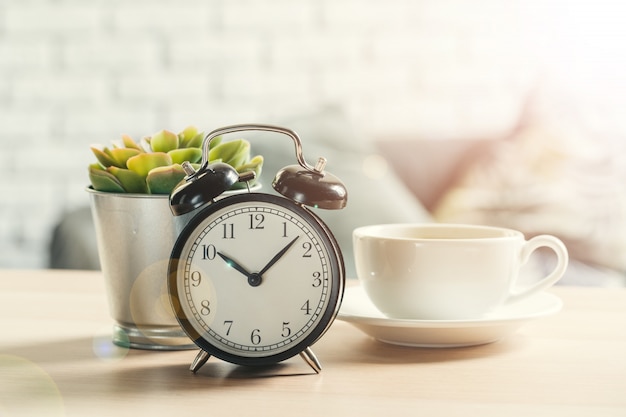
[189,349,211,373]
[300,347,322,374]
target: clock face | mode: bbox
[168,193,344,366]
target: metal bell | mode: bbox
[273,157,347,210]
[169,162,239,216]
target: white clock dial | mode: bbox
[169,193,343,366]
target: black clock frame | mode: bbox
[167,192,345,367]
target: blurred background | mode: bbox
[1,0,625,279]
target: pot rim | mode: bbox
[85,183,262,199]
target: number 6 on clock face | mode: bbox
[168,192,345,368]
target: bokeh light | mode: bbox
[0,354,65,416]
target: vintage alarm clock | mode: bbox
[167,124,347,374]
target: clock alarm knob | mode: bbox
[169,162,239,216]
[273,157,347,210]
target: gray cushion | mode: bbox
[49,206,100,270]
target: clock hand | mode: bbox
[217,252,253,279]
[258,236,300,277]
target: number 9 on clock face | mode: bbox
[168,193,345,367]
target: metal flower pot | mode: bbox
[87,189,197,350]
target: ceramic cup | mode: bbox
[353,223,569,320]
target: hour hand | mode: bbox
[217,252,252,279]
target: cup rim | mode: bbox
[353,223,524,241]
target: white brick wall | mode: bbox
[1,0,624,268]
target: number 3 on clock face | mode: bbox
[168,193,345,367]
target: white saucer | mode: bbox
[337,286,563,348]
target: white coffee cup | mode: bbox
[353,223,569,320]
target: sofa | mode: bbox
[50,106,626,287]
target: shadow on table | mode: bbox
[2,336,322,387]
[1,329,528,400]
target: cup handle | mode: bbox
[507,235,569,304]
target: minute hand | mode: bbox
[258,236,300,276]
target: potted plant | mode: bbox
[87,126,263,350]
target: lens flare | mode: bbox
[92,328,129,362]
[0,354,65,416]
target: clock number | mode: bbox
[301,300,312,315]
[281,322,291,338]
[312,271,322,288]
[200,300,211,316]
[222,223,235,239]
[302,241,313,258]
[223,320,233,335]
[251,329,261,345]
[282,222,288,238]
[190,271,202,287]
[249,213,265,229]
[201,244,216,260]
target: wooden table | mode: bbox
[1,269,625,417]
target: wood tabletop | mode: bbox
[1,269,625,417]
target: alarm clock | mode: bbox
[167,124,348,374]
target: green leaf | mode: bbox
[178,126,197,145]
[121,134,143,151]
[91,146,118,168]
[150,130,179,153]
[146,164,187,194]
[185,132,204,148]
[208,139,250,169]
[168,148,202,165]
[109,147,141,168]
[126,152,173,177]
[208,135,222,150]
[108,167,148,193]
[88,164,125,192]
[179,126,204,148]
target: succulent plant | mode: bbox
[88,126,263,194]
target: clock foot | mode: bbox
[190,349,211,373]
[300,347,322,374]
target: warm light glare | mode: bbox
[524,1,626,88]
[362,154,389,180]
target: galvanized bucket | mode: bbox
[87,189,196,350]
